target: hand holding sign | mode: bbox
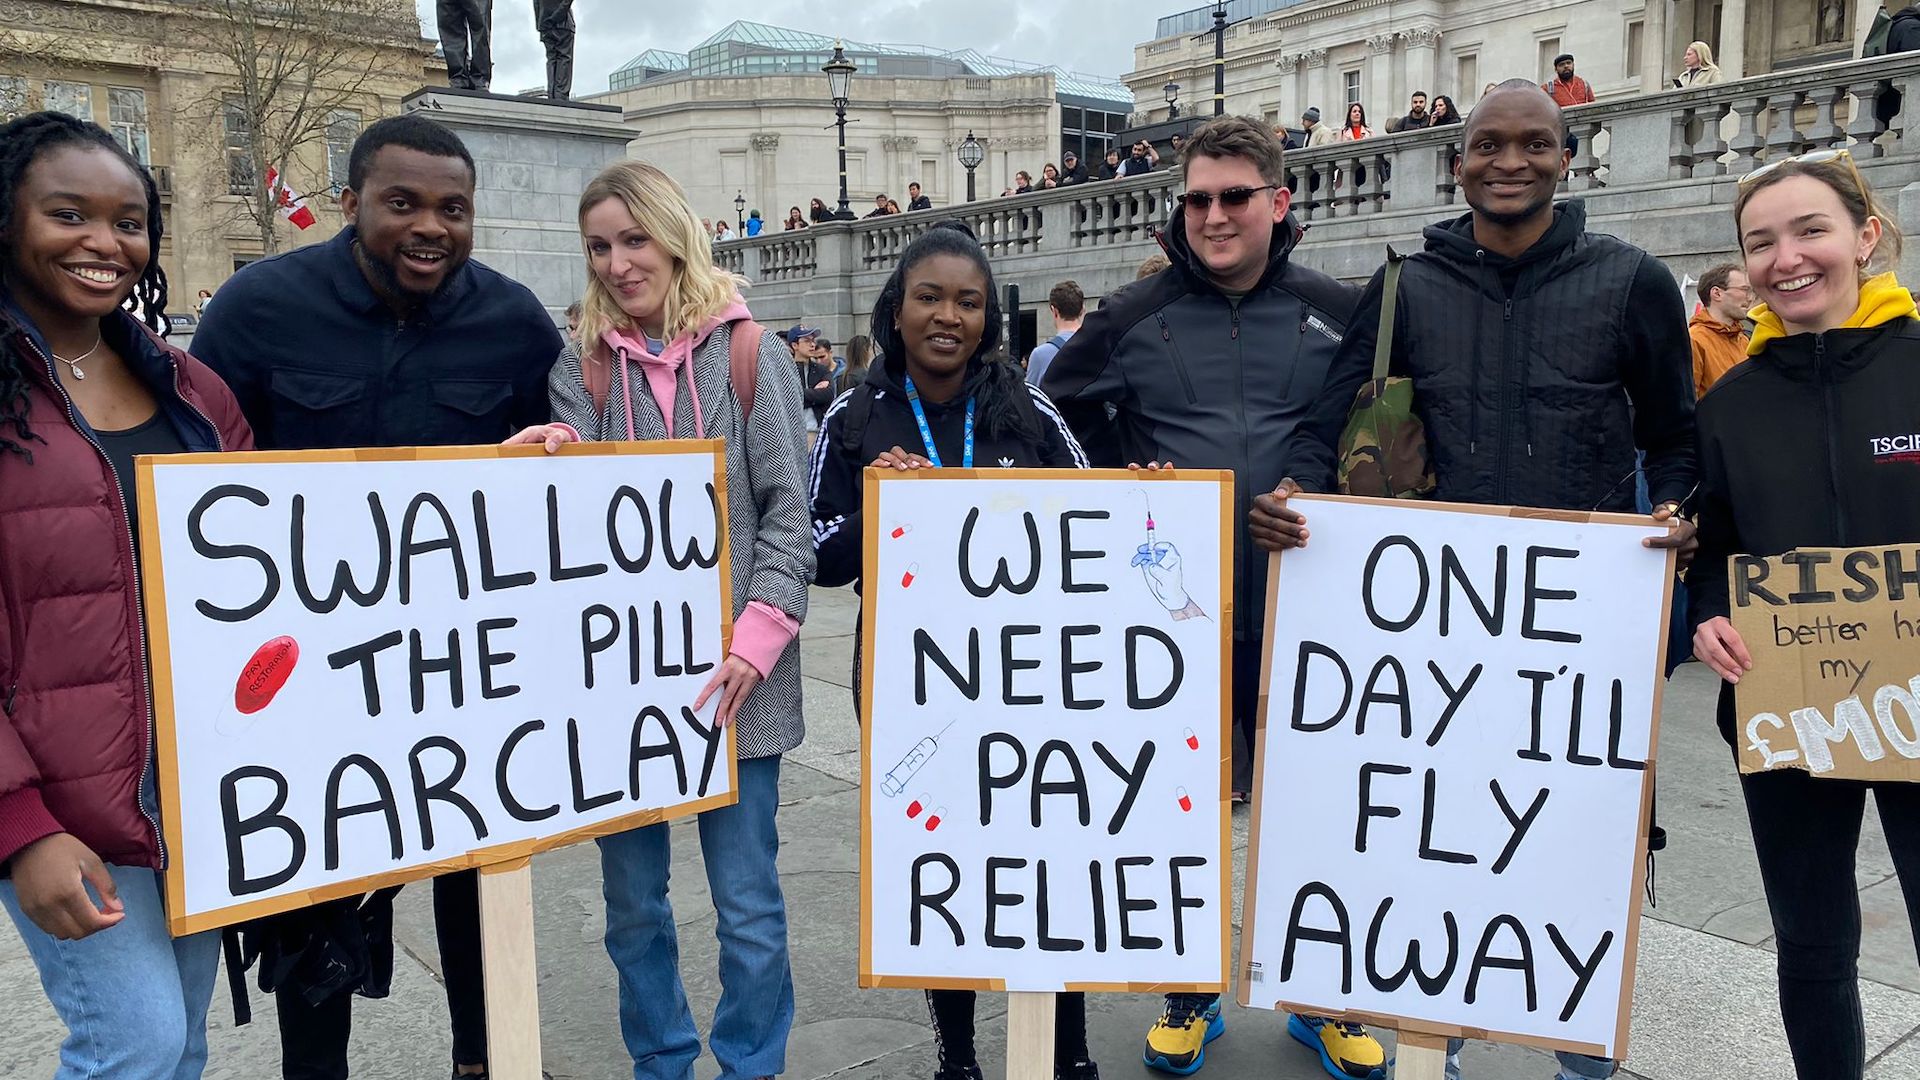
[1692,615,1753,684]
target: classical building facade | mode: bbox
[1127,0,1883,128]
[0,0,439,299]
[585,21,1132,231]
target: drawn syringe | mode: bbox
[882,719,957,797]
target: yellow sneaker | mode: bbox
[1142,995,1223,1075]
[1287,1014,1386,1080]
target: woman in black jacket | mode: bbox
[805,222,1095,1080]
[1688,151,1918,1080]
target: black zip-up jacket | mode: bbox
[1685,317,1920,739]
[808,355,1088,590]
[799,357,835,422]
[1298,200,1697,511]
[1041,212,1358,640]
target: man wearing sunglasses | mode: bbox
[1258,77,1694,1080]
[1041,115,1387,1080]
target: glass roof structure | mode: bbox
[609,19,1131,108]
[1154,0,1313,38]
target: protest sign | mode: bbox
[1241,495,1672,1059]
[859,470,1232,993]
[1731,544,1920,780]
[137,443,736,936]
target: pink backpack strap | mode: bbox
[728,318,762,422]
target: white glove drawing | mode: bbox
[1138,542,1207,621]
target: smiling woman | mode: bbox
[0,110,254,1080]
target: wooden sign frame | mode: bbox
[1237,494,1676,1062]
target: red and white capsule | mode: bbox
[906,793,931,819]
[901,562,920,588]
[924,806,947,831]
[890,523,914,538]
[1176,787,1192,813]
[1183,727,1200,750]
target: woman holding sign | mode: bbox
[0,112,252,1078]
[806,221,1099,1080]
[505,159,814,1080]
[1690,151,1920,1080]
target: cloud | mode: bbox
[413,0,1173,97]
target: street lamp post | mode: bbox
[1211,1,1228,115]
[734,191,745,235]
[1164,80,1181,120]
[957,130,983,203]
[822,43,858,220]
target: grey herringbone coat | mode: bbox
[547,320,812,758]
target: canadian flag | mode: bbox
[264,165,317,230]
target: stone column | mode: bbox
[750,133,780,218]
[1367,34,1396,121]
[1719,0,1747,77]
[1303,48,1330,118]
[1402,27,1441,102]
[883,135,918,200]
[1276,54,1299,125]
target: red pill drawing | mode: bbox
[1183,727,1200,750]
[907,794,930,819]
[901,562,920,588]
[925,807,946,831]
[234,635,299,715]
[1176,787,1192,813]
[890,523,913,538]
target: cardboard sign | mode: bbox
[859,470,1233,993]
[137,444,737,936]
[1242,496,1672,1058]
[1731,544,1920,779]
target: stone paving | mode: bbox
[5,584,1920,1079]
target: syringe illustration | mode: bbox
[1128,489,1165,569]
[881,719,956,797]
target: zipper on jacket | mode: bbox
[1815,337,1851,542]
[22,336,223,869]
[1229,305,1241,340]
[1154,313,1201,404]
[1495,297,1516,503]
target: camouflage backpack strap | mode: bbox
[1337,246,1436,499]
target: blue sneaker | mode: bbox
[1288,1014,1387,1080]
[1142,996,1224,1074]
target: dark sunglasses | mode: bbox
[1177,184,1276,212]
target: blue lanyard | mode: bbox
[903,375,973,469]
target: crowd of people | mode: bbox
[0,55,1914,1080]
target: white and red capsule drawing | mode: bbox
[890,523,913,538]
[906,794,931,819]
[901,562,920,588]
[1176,787,1193,813]
[1183,727,1200,750]
[924,807,947,831]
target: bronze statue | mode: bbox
[537,0,576,100]
[438,0,493,91]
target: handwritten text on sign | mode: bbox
[1732,545,1920,780]
[1243,497,1668,1057]
[860,472,1232,992]
[140,446,734,934]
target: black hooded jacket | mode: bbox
[1041,212,1359,639]
[1297,199,1697,512]
[1890,4,1920,52]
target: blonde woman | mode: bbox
[507,159,812,1080]
[1673,40,1723,87]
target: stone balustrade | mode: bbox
[713,53,1920,344]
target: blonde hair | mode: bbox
[1735,157,1906,278]
[576,160,749,356]
[1686,40,1718,70]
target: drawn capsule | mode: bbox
[925,807,946,831]
[890,523,913,538]
[1176,787,1192,813]
[234,635,299,715]
[1183,727,1200,750]
[907,793,931,819]
[901,562,920,588]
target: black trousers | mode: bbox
[277,871,488,1079]
[534,0,574,99]
[925,989,1088,1068]
[1229,637,1261,796]
[435,0,493,90]
[1741,766,1920,1080]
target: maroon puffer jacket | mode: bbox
[0,313,253,871]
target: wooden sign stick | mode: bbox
[479,861,544,1079]
[1005,991,1057,1080]
[1396,1033,1450,1080]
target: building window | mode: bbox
[224,98,256,196]
[0,75,25,122]
[1456,54,1479,102]
[45,80,92,120]
[1537,38,1562,83]
[107,88,149,165]
[1625,21,1645,80]
[325,109,360,194]
[1343,70,1361,106]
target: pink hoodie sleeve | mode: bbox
[730,600,801,678]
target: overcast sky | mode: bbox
[412,1,1179,97]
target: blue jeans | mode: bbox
[1,864,220,1080]
[597,754,793,1080]
[1441,1039,1613,1078]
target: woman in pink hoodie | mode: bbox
[507,159,813,1080]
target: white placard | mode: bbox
[1243,496,1670,1058]
[860,471,1232,993]
[138,444,735,935]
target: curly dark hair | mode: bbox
[869,220,1035,442]
[0,111,169,462]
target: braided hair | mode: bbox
[0,111,169,462]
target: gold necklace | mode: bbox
[50,334,104,381]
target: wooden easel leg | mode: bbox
[479,861,544,1080]
[1005,991,1057,1080]
[1396,1032,1451,1080]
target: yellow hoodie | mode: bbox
[1746,272,1919,355]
